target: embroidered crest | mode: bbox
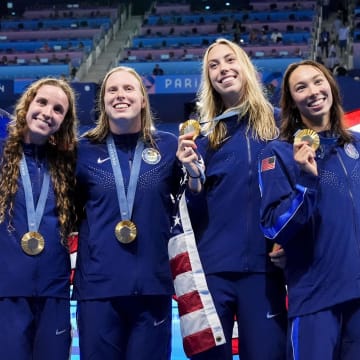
[344,143,359,159]
[142,148,161,164]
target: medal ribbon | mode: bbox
[106,135,144,221]
[19,154,50,232]
[200,110,240,136]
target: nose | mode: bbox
[308,83,319,96]
[115,89,125,98]
[42,105,53,118]
[219,61,229,73]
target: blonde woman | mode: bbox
[73,66,182,360]
[177,38,287,359]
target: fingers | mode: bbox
[269,248,285,258]
[294,141,316,160]
[293,141,318,176]
[177,132,198,165]
[269,246,286,269]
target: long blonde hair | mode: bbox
[197,38,277,148]
[85,66,156,145]
[0,78,78,247]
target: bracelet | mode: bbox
[187,172,201,179]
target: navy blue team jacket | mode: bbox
[259,131,360,318]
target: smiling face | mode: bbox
[24,84,69,145]
[207,43,243,109]
[104,70,145,134]
[288,64,332,131]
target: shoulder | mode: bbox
[78,136,95,148]
[152,130,177,145]
[262,139,292,157]
[77,137,104,157]
[349,129,360,139]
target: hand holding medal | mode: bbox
[294,129,320,151]
[293,129,319,176]
[179,119,201,140]
[178,119,205,185]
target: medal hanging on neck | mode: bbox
[19,154,50,255]
[106,135,144,244]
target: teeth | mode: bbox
[222,77,234,84]
[36,117,51,126]
[309,98,324,107]
[114,103,128,109]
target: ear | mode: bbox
[141,96,146,109]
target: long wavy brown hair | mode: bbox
[0,78,78,247]
[280,60,353,144]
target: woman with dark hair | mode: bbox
[0,78,78,359]
[259,59,360,359]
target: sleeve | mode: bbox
[258,141,319,245]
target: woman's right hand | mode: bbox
[177,132,201,178]
[293,141,318,176]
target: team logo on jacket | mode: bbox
[142,148,161,164]
[344,143,359,159]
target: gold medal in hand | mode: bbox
[294,129,320,151]
[179,119,201,140]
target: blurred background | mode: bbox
[1,1,359,358]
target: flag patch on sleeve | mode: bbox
[261,156,276,172]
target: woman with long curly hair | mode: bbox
[0,77,78,359]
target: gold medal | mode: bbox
[294,129,320,150]
[21,231,45,256]
[179,119,201,140]
[115,220,137,244]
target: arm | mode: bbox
[259,142,319,245]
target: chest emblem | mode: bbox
[344,143,359,159]
[142,148,161,164]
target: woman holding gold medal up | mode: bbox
[0,78,78,359]
[259,60,360,359]
[73,66,182,360]
[176,38,287,359]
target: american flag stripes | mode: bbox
[169,189,226,357]
[68,232,78,285]
[261,156,276,172]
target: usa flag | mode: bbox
[168,175,225,357]
[68,232,78,285]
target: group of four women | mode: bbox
[1,37,360,360]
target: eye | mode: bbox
[295,84,305,92]
[54,105,64,114]
[208,62,217,70]
[107,86,117,93]
[37,98,47,106]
